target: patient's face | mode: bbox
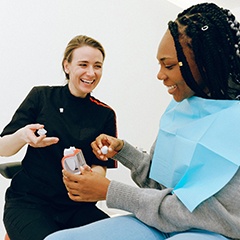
[156,29,204,102]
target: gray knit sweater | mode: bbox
[106,141,240,239]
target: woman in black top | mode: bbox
[0,35,117,240]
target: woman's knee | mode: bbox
[168,230,228,240]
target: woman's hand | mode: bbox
[20,124,59,148]
[62,166,110,202]
[0,123,59,157]
[91,134,124,160]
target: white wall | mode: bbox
[0,0,180,236]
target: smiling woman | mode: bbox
[63,46,103,98]
[157,30,197,102]
[44,3,240,240]
[0,35,118,240]
[62,36,105,98]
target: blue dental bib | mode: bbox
[150,96,240,211]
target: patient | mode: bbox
[45,3,240,240]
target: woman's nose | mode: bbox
[86,66,95,76]
[157,69,167,81]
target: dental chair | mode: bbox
[0,161,22,240]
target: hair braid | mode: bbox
[169,3,240,100]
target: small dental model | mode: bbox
[101,146,108,155]
[37,128,47,136]
[62,146,86,174]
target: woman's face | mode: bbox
[156,30,202,102]
[64,46,104,98]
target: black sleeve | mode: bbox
[93,108,118,168]
[103,109,118,138]
[1,87,39,137]
[105,109,118,168]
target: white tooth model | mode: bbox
[101,146,108,154]
[62,147,86,174]
[37,128,47,136]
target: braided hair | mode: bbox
[168,3,240,100]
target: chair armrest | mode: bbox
[0,162,22,179]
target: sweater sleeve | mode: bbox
[106,141,240,239]
[112,141,162,189]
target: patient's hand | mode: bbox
[62,167,110,202]
[91,134,124,160]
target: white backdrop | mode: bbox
[0,0,239,237]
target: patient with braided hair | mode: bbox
[45,3,240,240]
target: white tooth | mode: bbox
[82,79,94,84]
[168,85,176,90]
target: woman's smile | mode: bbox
[80,79,95,85]
[166,84,177,94]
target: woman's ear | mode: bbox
[63,60,69,74]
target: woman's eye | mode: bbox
[165,65,175,70]
[95,65,102,69]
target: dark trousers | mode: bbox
[4,203,109,240]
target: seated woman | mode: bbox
[0,35,117,240]
[45,3,240,240]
